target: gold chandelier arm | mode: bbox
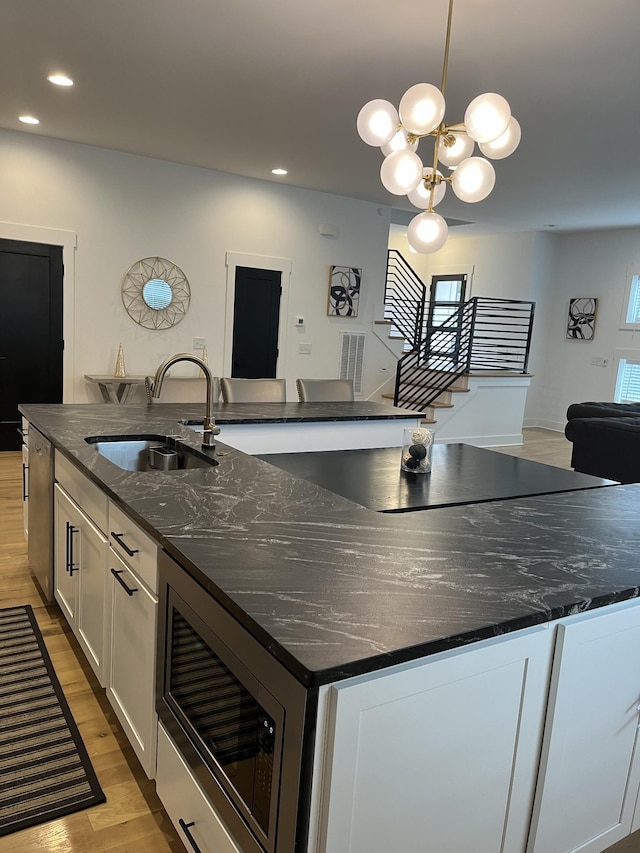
[440,0,455,96]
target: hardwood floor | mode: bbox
[0,451,185,853]
[0,430,637,852]
[492,425,574,470]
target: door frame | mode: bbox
[0,221,76,402]
[224,252,291,378]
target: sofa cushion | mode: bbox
[567,401,640,420]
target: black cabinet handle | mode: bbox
[178,819,203,853]
[65,521,71,573]
[66,521,80,575]
[110,531,139,557]
[22,463,28,501]
[110,568,138,596]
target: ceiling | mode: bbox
[2,0,640,236]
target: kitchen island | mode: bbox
[19,401,640,853]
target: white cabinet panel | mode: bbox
[319,628,552,853]
[107,547,158,778]
[528,602,640,853]
[21,441,28,541]
[53,482,108,686]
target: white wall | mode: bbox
[387,225,558,419]
[390,223,640,432]
[532,227,640,430]
[0,128,395,403]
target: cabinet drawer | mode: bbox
[156,724,241,853]
[55,451,108,534]
[108,501,158,593]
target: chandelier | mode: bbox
[357,0,520,253]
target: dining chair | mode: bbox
[295,378,354,402]
[220,377,286,403]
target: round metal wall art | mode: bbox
[121,256,191,330]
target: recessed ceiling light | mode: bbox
[272,168,288,176]
[48,74,74,87]
[19,115,40,125]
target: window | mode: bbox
[619,273,640,330]
[614,353,640,403]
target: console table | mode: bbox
[84,375,148,404]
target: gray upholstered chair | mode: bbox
[220,377,286,403]
[145,376,220,404]
[296,378,354,402]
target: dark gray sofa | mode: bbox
[565,401,640,483]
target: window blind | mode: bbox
[618,360,640,402]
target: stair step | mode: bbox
[382,393,453,409]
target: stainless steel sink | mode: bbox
[85,434,218,472]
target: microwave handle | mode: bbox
[178,819,203,853]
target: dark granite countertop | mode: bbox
[20,402,640,688]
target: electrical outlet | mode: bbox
[193,337,206,350]
[299,343,312,354]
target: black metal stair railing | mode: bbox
[384,250,426,349]
[393,297,535,410]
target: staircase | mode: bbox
[380,251,535,426]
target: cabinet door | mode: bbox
[54,483,78,625]
[528,603,640,853]
[54,483,108,685]
[319,628,552,853]
[107,549,158,778]
[75,512,108,687]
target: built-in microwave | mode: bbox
[157,550,314,853]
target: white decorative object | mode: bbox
[401,426,434,473]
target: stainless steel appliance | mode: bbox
[27,426,54,600]
[157,551,315,853]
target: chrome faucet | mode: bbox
[152,353,220,449]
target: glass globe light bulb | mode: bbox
[479,116,521,160]
[399,83,446,135]
[380,150,423,195]
[407,211,449,253]
[438,132,475,167]
[407,168,447,209]
[451,157,496,203]
[357,99,399,147]
[381,128,419,156]
[464,93,511,144]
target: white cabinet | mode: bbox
[106,503,158,779]
[527,601,640,853]
[156,724,241,853]
[53,482,109,686]
[316,626,553,853]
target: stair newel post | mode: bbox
[466,298,479,374]
[523,302,535,374]
[393,358,402,407]
[415,283,427,350]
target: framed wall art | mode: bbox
[566,297,598,340]
[328,266,361,317]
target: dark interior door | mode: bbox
[231,267,281,378]
[0,239,63,450]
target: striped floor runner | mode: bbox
[0,605,105,836]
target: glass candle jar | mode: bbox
[400,426,434,473]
